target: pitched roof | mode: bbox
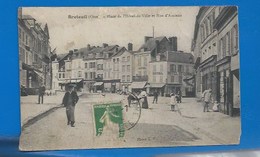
[139,36,167,51]
[167,51,194,64]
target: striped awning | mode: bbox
[130,82,147,89]
[93,82,104,86]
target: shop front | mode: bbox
[216,56,233,115]
[200,55,217,101]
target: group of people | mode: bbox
[127,89,183,112]
[170,91,182,112]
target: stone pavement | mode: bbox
[146,96,241,145]
[19,93,241,150]
[20,92,84,127]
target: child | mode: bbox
[170,93,177,111]
[212,101,219,112]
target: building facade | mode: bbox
[19,10,52,95]
[192,6,240,116]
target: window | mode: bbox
[143,70,147,76]
[138,56,141,66]
[171,76,175,82]
[170,64,176,72]
[113,59,116,62]
[78,71,82,77]
[178,65,183,73]
[117,58,119,62]
[179,76,182,83]
[127,56,130,61]
[122,57,125,62]
[204,21,209,37]
[122,65,125,72]
[122,75,125,82]
[186,65,189,73]
[85,73,88,79]
[144,57,147,66]
[160,64,163,72]
[127,65,130,72]
[226,32,231,56]
[85,63,88,68]
[222,36,226,57]
[231,25,239,55]
[153,65,156,72]
[200,25,204,41]
[160,76,163,82]
[153,76,156,82]
[59,73,61,78]
[219,38,223,59]
[63,73,65,78]
[127,75,130,82]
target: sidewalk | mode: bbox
[145,96,241,144]
[20,93,64,127]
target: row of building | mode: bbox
[52,36,195,97]
[191,6,240,116]
[18,9,52,94]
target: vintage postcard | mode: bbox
[19,6,240,151]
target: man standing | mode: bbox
[38,84,45,104]
[62,84,79,127]
[153,91,159,104]
[203,88,212,112]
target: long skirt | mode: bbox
[66,105,75,122]
[142,97,148,109]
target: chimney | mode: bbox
[128,43,133,51]
[169,36,177,51]
[144,36,153,43]
[155,40,160,55]
[87,44,91,50]
[103,43,108,48]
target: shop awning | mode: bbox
[33,70,43,79]
[131,82,147,89]
[183,75,195,81]
[93,82,104,86]
[148,83,165,88]
[66,79,83,83]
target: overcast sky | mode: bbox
[23,7,199,54]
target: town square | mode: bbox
[18,6,240,150]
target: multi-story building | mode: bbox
[214,7,239,115]
[148,51,194,97]
[192,6,240,116]
[51,52,73,91]
[19,10,51,94]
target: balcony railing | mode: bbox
[132,75,148,82]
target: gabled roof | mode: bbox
[167,51,194,64]
[139,36,167,51]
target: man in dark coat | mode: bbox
[62,85,79,127]
[38,85,46,104]
[153,91,159,104]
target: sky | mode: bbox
[23,7,199,54]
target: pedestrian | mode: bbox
[139,89,148,109]
[203,88,212,112]
[176,90,182,103]
[153,91,159,104]
[38,84,45,104]
[62,84,79,127]
[170,93,177,111]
